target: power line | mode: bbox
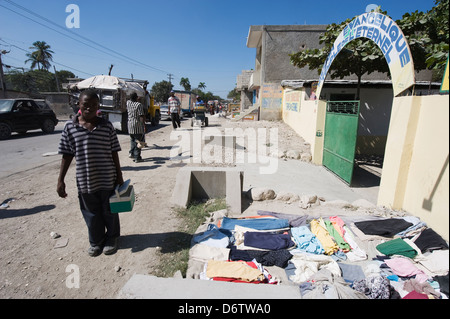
[0,0,172,75]
[0,5,118,62]
[0,38,95,76]
[3,0,169,73]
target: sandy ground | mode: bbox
[0,113,313,299]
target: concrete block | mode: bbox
[118,274,301,299]
[171,167,244,214]
[226,170,244,214]
[171,168,192,208]
[191,170,226,199]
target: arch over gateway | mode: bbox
[316,12,416,99]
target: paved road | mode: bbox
[0,118,130,179]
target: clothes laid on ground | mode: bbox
[338,263,366,284]
[220,216,290,231]
[329,216,346,237]
[413,228,449,253]
[291,226,325,254]
[202,259,276,284]
[341,224,367,261]
[193,224,231,248]
[417,249,449,276]
[190,212,449,298]
[354,218,413,237]
[299,269,367,299]
[376,238,418,259]
[324,219,351,252]
[403,278,441,299]
[396,216,427,237]
[433,274,449,297]
[403,290,429,299]
[288,252,341,284]
[243,231,295,250]
[352,275,391,299]
[310,218,339,255]
[384,257,430,283]
[229,246,292,268]
[189,244,230,262]
[257,210,310,227]
[205,260,265,282]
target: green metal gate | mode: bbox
[323,101,360,185]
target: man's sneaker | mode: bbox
[88,245,102,257]
[103,238,118,255]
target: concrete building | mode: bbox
[247,25,328,120]
[236,70,253,111]
[245,24,433,120]
[280,79,448,240]
[241,23,448,240]
[246,24,393,120]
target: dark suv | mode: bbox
[0,99,58,140]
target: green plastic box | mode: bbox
[110,185,135,213]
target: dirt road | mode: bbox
[0,114,310,299]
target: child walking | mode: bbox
[57,89,124,257]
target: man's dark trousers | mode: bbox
[171,113,181,129]
[78,190,120,247]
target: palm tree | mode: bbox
[180,77,191,91]
[25,41,54,71]
[198,82,206,90]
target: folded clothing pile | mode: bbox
[200,259,277,284]
[189,212,449,298]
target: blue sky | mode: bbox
[0,0,437,98]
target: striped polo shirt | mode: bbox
[58,116,121,194]
[127,100,146,134]
[168,96,181,113]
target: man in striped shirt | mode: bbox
[168,91,181,129]
[127,92,146,162]
[57,89,124,257]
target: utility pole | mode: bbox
[53,65,61,92]
[167,73,173,84]
[0,50,9,98]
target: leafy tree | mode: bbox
[289,0,449,97]
[290,7,391,99]
[291,12,391,98]
[198,82,206,90]
[55,70,76,91]
[398,0,449,80]
[179,77,191,91]
[227,88,240,101]
[5,69,75,93]
[25,41,54,71]
[4,70,36,92]
[151,80,173,103]
[191,88,221,103]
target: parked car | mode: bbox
[159,104,170,120]
[0,99,58,140]
[159,104,184,121]
[34,99,53,111]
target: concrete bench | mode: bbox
[171,167,244,214]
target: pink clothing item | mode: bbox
[385,257,430,283]
[403,291,428,299]
[330,216,347,238]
